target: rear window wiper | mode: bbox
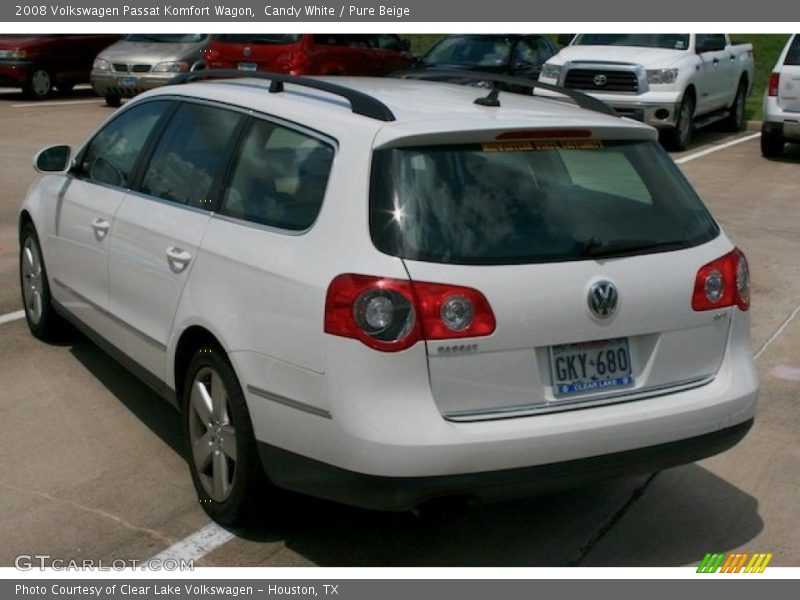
[581,237,689,259]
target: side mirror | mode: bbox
[697,38,726,53]
[557,34,575,47]
[33,145,71,173]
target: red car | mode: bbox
[203,34,414,77]
[0,34,118,99]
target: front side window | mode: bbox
[78,100,170,188]
[370,140,718,265]
[220,119,334,231]
[140,103,242,209]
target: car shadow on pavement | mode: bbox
[65,332,763,567]
[67,335,187,460]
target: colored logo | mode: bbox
[697,552,773,573]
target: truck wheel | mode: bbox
[182,345,271,526]
[722,80,747,132]
[23,67,54,100]
[761,130,784,158]
[664,95,694,151]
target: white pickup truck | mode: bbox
[539,34,755,150]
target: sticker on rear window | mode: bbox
[481,140,604,152]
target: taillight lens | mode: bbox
[692,249,750,312]
[325,274,496,352]
[768,72,780,97]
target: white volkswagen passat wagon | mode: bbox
[19,71,758,525]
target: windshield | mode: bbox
[212,34,302,45]
[123,34,207,44]
[573,34,690,51]
[369,140,718,265]
[423,36,514,67]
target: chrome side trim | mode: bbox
[52,278,167,352]
[444,375,715,422]
[247,385,332,419]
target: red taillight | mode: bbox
[768,72,780,97]
[692,249,750,312]
[324,274,496,352]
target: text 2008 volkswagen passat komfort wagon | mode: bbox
[19,70,758,524]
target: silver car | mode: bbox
[91,34,208,107]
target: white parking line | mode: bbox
[148,522,235,564]
[674,132,760,164]
[0,310,25,326]
[11,99,103,108]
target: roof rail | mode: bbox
[168,69,396,122]
[392,69,618,117]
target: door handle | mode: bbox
[166,246,192,273]
[91,217,110,241]
[712,58,719,66]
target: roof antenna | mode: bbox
[474,85,500,107]
[269,80,284,93]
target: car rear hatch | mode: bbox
[778,36,800,113]
[207,34,301,72]
[369,131,735,420]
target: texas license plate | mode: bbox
[117,76,137,87]
[550,337,634,397]
[237,62,258,71]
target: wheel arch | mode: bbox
[172,325,231,407]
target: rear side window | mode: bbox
[370,140,719,265]
[140,103,242,209]
[785,36,800,66]
[220,119,334,231]
[79,100,170,188]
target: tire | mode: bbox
[761,129,785,158]
[23,66,54,100]
[722,80,747,132]
[663,94,695,151]
[19,222,65,340]
[104,95,121,108]
[182,345,270,526]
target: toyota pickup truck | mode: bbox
[538,34,755,150]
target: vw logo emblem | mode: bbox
[593,73,608,87]
[588,280,618,319]
[243,46,251,57]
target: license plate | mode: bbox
[117,76,137,87]
[550,337,634,397]
[237,62,258,72]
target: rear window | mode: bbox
[369,140,719,265]
[785,36,800,66]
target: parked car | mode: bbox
[761,34,800,157]
[415,34,556,81]
[91,34,209,107]
[0,34,118,99]
[20,71,757,525]
[203,34,414,76]
[539,34,755,150]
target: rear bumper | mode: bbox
[0,60,32,87]
[259,418,753,511]
[763,98,800,140]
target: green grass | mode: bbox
[403,33,793,121]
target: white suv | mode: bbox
[762,34,800,157]
[19,71,758,525]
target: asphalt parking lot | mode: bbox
[0,87,799,568]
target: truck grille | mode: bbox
[564,69,639,93]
